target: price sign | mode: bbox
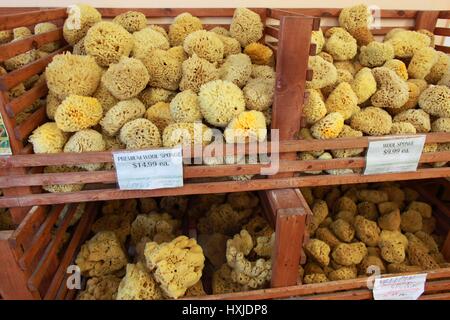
[113,147,183,190]
[373,274,427,300]
[364,135,426,175]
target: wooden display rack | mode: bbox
[0,6,449,300]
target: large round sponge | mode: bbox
[63,4,101,45]
[183,30,224,63]
[418,85,450,118]
[310,112,345,139]
[54,95,103,132]
[132,27,170,60]
[101,57,149,100]
[140,49,182,91]
[230,8,263,47]
[145,102,173,132]
[29,122,68,154]
[45,52,102,100]
[198,80,246,127]
[350,107,392,136]
[63,129,106,171]
[224,110,267,143]
[84,21,133,67]
[119,118,162,150]
[179,54,219,93]
[219,53,252,88]
[100,99,146,136]
[112,11,147,33]
[243,78,274,112]
[168,13,203,47]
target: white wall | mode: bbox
[0,0,448,10]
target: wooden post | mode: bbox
[415,11,439,31]
[270,15,317,179]
[0,231,35,299]
[261,189,308,287]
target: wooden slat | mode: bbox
[321,26,414,35]
[424,279,450,293]
[272,8,418,19]
[0,231,36,299]
[14,106,46,141]
[6,81,48,117]
[439,11,450,19]
[2,167,450,208]
[300,289,371,300]
[18,205,64,271]
[27,203,77,292]
[0,8,67,31]
[434,27,450,37]
[0,45,69,91]
[10,205,48,254]
[420,292,450,300]
[0,28,63,62]
[264,25,279,38]
[435,45,450,54]
[44,203,96,300]
[415,11,440,31]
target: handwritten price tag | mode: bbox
[113,147,183,190]
[364,135,426,175]
[373,274,427,300]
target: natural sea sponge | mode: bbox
[331,125,364,158]
[304,239,330,267]
[230,8,263,47]
[184,30,224,63]
[64,129,106,171]
[408,79,428,93]
[303,89,327,125]
[407,238,440,270]
[386,82,421,116]
[332,242,367,266]
[219,53,252,88]
[371,67,409,109]
[329,266,358,281]
[390,122,417,135]
[45,52,102,100]
[322,69,354,97]
[4,49,37,71]
[243,78,274,112]
[307,200,329,236]
[358,201,379,221]
[334,61,356,76]
[102,57,149,100]
[132,28,170,60]
[55,95,103,132]
[78,275,121,300]
[330,219,355,243]
[407,202,432,219]
[198,79,245,127]
[418,85,450,118]
[426,52,450,84]
[162,122,212,147]
[179,55,219,93]
[311,29,325,54]
[334,196,357,214]
[244,42,273,65]
[350,107,392,136]
[145,236,205,298]
[130,213,180,245]
[359,42,395,67]
[351,67,377,104]
[113,11,147,33]
[34,22,59,52]
[310,112,344,139]
[315,227,341,249]
[100,99,146,136]
[401,210,423,233]
[306,56,338,89]
[63,4,101,45]
[385,30,431,58]
[45,91,61,120]
[318,52,333,63]
[145,102,173,132]
[29,122,68,154]
[0,30,12,44]
[116,263,163,300]
[224,110,267,143]
[211,27,230,37]
[324,27,358,61]
[169,13,203,47]
[383,59,408,80]
[408,47,439,79]
[354,215,381,246]
[217,35,241,57]
[91,213,133,244]
[432,118,450,134]
[325,82,359,120]
[84,21,134,67]
[119,118,162,150]
[378,209,401,231]
[73,37,86,55]
[393,109,431,133]
[359,256,386,275]
[170,90,202,123]
[93,83,119,114]
[303,273,329,284]
[139,87,175,108]
[338,4,374,45]
[141,49,182,91]
[212,264,244,294]
[357,189,389,204]
[76,231,127,277]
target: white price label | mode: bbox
[113,147,183,190]
[373,274,427,300]
[364,135,426,175]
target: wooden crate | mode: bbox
[0,7,319,223]
[0,8,449,214]
[0,189,308,299]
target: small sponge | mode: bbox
[303,89,327,125]
[112,11,147,33]
[219,53,252,88]
[169,90,202,123]
[306,56,338,89]
[418,85,450,118]
[179,55,219,93]
[324,27,358,61]
[224,110,267,143]
[101,99,146,136]
[243,78,274,112]
[244,42,273,65]
[325,82,359,120]
[119,118,162,150]
[359,42,395,67]
[183,30,224,63]
[168,13,203,47]
[132,27,170,60]
[351,67,377,104]
[350,107,392,136]
[63,129,106,171]
[371,67,409,109]
[230,8,263,47]
[310,112,344,139]
[145,102,173,132]
[140,49,182,91]
[29,122,68,154]
[393,109,431,133]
